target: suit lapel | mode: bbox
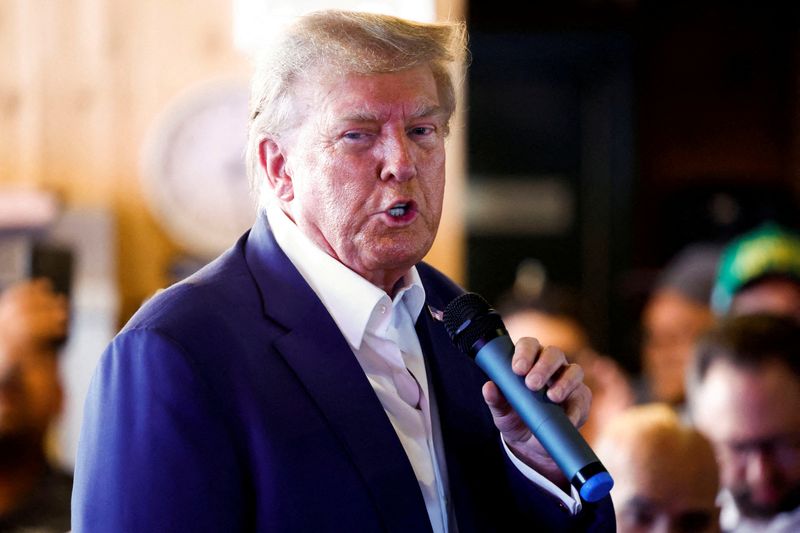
[244,216,433,533]
[416,308,484,533]
[417,282,518,533]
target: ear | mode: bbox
[259,138,294,202]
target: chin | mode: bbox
[735,485,800,520]
[373,252,423,272]
[374,235,431,262]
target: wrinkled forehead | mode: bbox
[287,65,444,127]
[615,476,719,515]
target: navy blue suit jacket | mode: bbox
[72,216,614,532]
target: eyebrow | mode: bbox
[728,432,800,449]
[622,496,658,513]
[339,103,446,123]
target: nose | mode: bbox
[642,514,673,533]
[379,131,417,182]
[745,448,781,499]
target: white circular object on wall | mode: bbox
[140,78,257,259]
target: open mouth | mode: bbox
[388,203,410,217]
[386,200,417,218]
[385,200,417,222]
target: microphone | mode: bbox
[442,292,613,502]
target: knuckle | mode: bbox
[517,336,541,355]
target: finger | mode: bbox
[545,363,584,404]
[561,383,592,428]
[45,306,70,337]
[524,345,567,390]
[32,285,68,311]
[33,280,65,303]
[30,276,51,287]
[21,278,55,300]
[511,337,542,376]
[481,381,511,418]
[482,381,531,442]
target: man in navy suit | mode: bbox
[72,10,614,532]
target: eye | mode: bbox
[631,510,655,527]
[409,126,434,137]
[343,131,368,141]
[621,507,656,528]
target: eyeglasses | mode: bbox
[718,433,800,469]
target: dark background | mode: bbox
[464,1,800,373]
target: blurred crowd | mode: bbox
[499,221,800,532]
[0,279,72,532]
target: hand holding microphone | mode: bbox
[481,337,590,481]
[443,292,613,502]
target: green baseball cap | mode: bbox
[712,222,800,315]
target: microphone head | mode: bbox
[443,292,505,356]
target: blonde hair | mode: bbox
[595,403,719,492]
[597,404,703,451]
[245,10,467,193]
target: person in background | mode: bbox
[687,313,800,532]
[712,222,800,322]
[639,244,720,406]
[498,259,634,445]
[0,279,71,532]
[72,11,614,531]
[594,403,720,533]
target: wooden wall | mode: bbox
[0,0,467,324]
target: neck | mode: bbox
[367,270,409,298]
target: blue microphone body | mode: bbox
[443,293,613,502]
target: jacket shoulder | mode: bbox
[123,243,259,338]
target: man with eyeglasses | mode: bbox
[687,313,800,532]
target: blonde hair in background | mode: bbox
[594,403,719,491]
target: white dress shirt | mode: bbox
[265,203,581,531]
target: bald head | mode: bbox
[595,404,720,533]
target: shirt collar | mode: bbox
[266,202,425,350]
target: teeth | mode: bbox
[388,204,407,217]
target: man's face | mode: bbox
[693,359,800,519]
[615,493,719,533]
[265,65,447,291]
[0,343,62,440]
[608,432,720,533]
[642,290,715,404]
[504,310,588,357]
